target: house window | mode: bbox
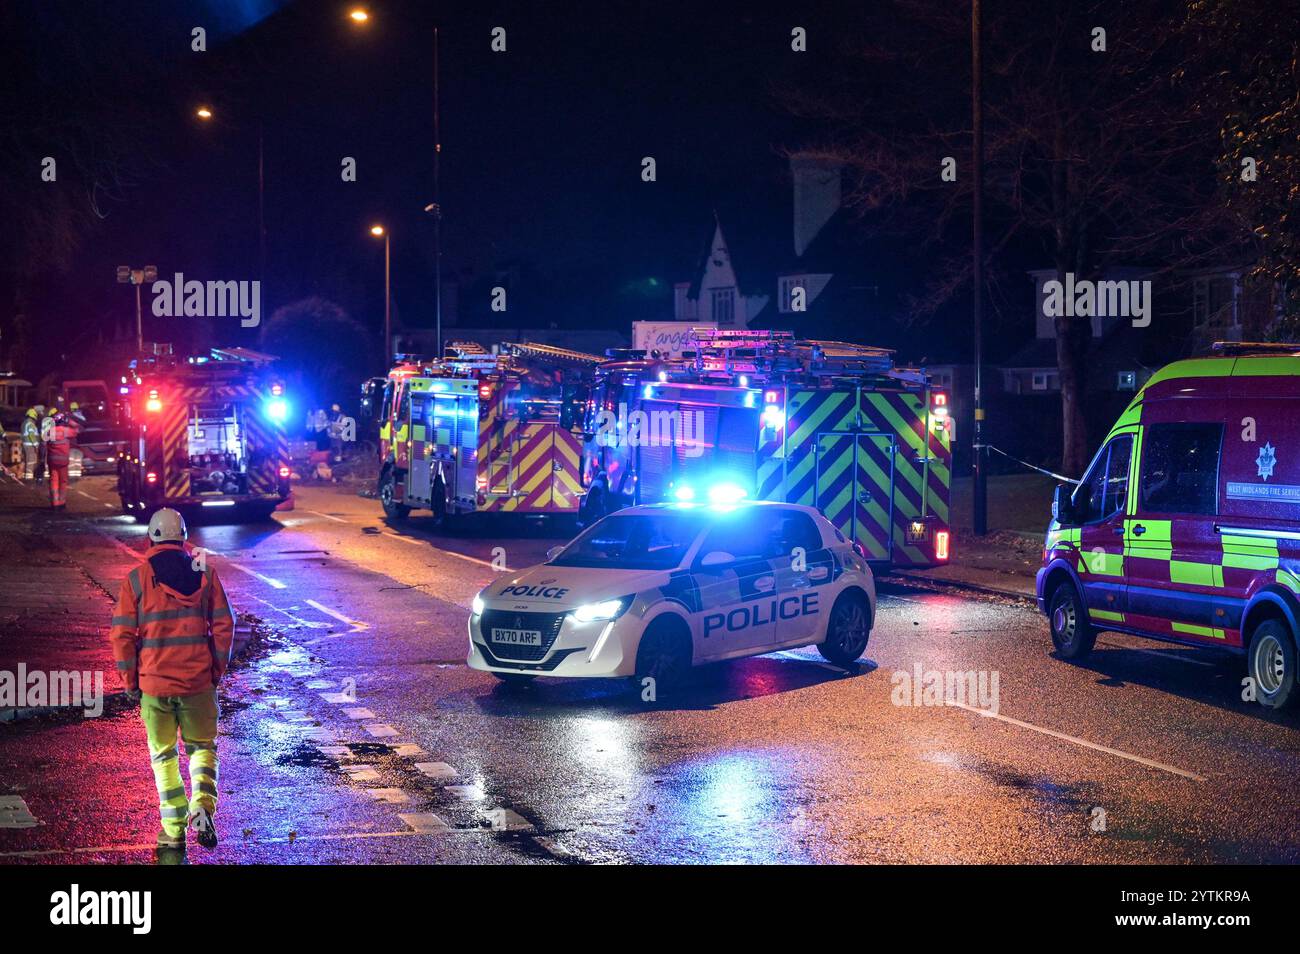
[1116,370,1137,391]
[779,276,807,314]
[711,287,736,325]
[1031,371,1050,391]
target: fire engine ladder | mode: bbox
[503,341,604,368]
[687,328,797,381]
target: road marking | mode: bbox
[945,700,1206,782]
[367,788,412,804]
[305,509,350,524]
[383,531,425,547]
[76,489,96,499]
[229,562,288,590]
[483,808,532,832]
[1098,639,1215,667]
[0,795,39,828]
[305,599,370,633]
[380,531,508,571]
[414,761,458,780]
[342,707,376,720]
[364,723,399,738]
[399,813,451,834]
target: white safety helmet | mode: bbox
[146,508,187,544]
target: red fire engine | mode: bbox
[579,328,953,568]
[116,345,294,521]
[376,341,599,522]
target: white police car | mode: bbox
[467,501,876,686]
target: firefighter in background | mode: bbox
[109,508,235,853]
[327,402,346,462]
[20,407,42,481]
[43,410,76,509]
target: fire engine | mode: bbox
[579,328,953,568]
[116,345,294,521]
[376,341,599,522]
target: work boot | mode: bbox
[156,830,185,850]
[188,806,218,849]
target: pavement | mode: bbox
[3,470,1300,864]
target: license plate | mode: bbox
[906,525,930,543]
[491,628,542,646]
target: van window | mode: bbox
[1140,423,1223,515]
[1074,434,1133,523]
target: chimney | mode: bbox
[790,155,842,257]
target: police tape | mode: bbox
[973,444,1081,485]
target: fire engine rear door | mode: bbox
[815,432,895,562]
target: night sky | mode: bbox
[4,0,985,386]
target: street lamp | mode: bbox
[194,104,266,284]
[371,225,391,364]
[195,106,213,120]
[116,266,158,352]
[351,8,442,359]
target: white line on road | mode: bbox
[945,700,1206,782]
[305,509,350,524]
[229,562,288,590]
[305,599,370,633]
[383,531,425,546]
[381,531,508,570]
[76,489,95,499]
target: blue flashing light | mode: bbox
[265,397,290,423]
[708,482,748,505]
[673,485,696,501]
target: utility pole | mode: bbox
[116,265,158,352]
[971,0,988,536]
[433,24,443,359]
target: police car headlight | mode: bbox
[571,597,631,623]
[471,594,485,617]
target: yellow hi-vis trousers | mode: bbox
[141,691,219,837]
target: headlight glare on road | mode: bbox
[471,594,485,616]
[572,597,629,623]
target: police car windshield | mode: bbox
[550,512,708,570]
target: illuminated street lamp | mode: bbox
[349,8,370,23]
[195,106,213,120]
[371,225,391,364]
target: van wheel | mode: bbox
[1049,583,1096,659]
[635,618,691,693]
[819,591,872,667]
[379,468,410,521]
[1248,620,1297,709]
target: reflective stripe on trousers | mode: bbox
[141,690,220,836]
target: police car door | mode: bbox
[769,508,834,646]
[690,509,783,659]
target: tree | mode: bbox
[780,0,1226,474]
[1187,0,1300,333]
[258,297,375,412]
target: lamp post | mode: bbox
[971,0,988,536]
[350,7,442,359]
[194,105,266,284]
[371,225,391,363]
[116,266,158,352]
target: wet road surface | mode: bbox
[3,475,1299,863]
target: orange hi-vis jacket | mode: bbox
[109,543,236,696]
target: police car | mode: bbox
[468,500,876,686]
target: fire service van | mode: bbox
[1038,342,1300,708]
[579,328,953,569]
[376,341,600,523]
[116,345,293,521]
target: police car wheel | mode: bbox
[492,671,537,687]
[1048,584,1095,660]
[379,469,410,520]
[818,592,871,666]
[635,620,691,689]
[1248,620,1297,709]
